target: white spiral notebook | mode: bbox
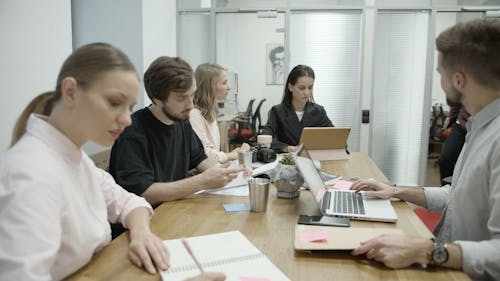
[160,231,290,281]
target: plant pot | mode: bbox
[275,163,304,198]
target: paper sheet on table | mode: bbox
[223,203,250,212]
[251,159,279,179]
[224,170,249,188]
[199,160,250,196]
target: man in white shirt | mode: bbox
[351,18,500,281]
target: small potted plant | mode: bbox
[274,154,304,198]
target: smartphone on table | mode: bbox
[297,215,350,227]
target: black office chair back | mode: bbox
[252,99,266,134]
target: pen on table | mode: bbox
[181,238,204,273]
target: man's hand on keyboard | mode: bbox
[350,179,397,199]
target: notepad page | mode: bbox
[160,231,290,281]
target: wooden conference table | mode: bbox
[67,153,469,281]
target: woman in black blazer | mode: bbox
[263,65,333,152]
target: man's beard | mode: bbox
[162,106,189,122]
[446,97,462,107]
[445,87,463,107]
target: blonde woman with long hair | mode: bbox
[190,63,250,163]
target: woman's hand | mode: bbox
[128,228,170,274]
[239,142,251,151]
[227,143,252,161]
[230,143,251,154]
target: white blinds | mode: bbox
[290,11,362,151]
[371,11,429,185]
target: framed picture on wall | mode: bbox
[266,43,285,85]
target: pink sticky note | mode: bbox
[240,277,271,281]
[332,180,353,190]
[315,188,326,202]
[299,231,328,243]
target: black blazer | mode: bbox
[262,102,334,151]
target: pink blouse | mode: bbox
[0,114,152,280]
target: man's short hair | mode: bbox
[143,56,193,103]
[436,18,500,90]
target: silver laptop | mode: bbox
[295,144,340,183]
[294,154,398,223]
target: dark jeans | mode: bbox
[438,123,467,185]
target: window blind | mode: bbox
[371,11,429,185]
[290,11,362,151]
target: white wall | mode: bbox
[179,14,211,70]
[216,13,285,126]
[72,0,144,74]
[72,0,144,155]
[0,0,73,151]
[72,0,176,155]
[0,0,175,155]
[142,0,177,105]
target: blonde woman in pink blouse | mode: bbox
[190,63,250,163]
[0,43,224,281]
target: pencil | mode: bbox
[181,238,204,273]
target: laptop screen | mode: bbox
[295,143,310,159]
[299,127,350,150]
[294,155,327,203]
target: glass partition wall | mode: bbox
[290,11,362,151]
[370,11,429,186]
[178,12,211,69]
[177,0,495,185]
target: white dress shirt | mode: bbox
[424,98,500,281]
[0,114,152,281]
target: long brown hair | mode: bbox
[193,63,225,123]
[10,42,137,146]
[11,92,55,146]
[281,65,315,107]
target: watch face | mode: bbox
[432,245,449,264]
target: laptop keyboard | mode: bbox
[322,191,331,211]
[331,190,365,215]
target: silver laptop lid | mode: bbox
[294,155,328,205]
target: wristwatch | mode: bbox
[430,240,449,265]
